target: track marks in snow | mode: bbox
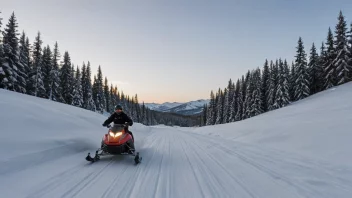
[8,125,352,198]
[186,131,352,198]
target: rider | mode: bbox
[102,104,135,144]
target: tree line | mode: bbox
[0,11,197,126]
[201,11,352,126]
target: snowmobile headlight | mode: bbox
[109,132,123,138]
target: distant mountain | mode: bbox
[144,102,183,112]
[144,99,210,115]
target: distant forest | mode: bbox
[0,11,197,127]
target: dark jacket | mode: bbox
[103,112,133,126]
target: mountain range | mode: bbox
[144,99,210,115]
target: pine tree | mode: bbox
[242,71,251,118]
[284,60,291,99]
[71,64,75,101]
[72,66,83,107]
[348,23,352,79]
[323,28,336,89]
[261,59,270,112]
[0,11,5,88]
[308,43,323,94]
[202,104,207,126]
[274,59,290,108]
[28,32,46,97]
[294,37,310,100]
[334,11,351,85]
[244,71,255,118]
[1,12,20,91]
[249,68,263,117]
[42,45,53,98]
[60,51,73,103]
[223,79,233,123]
[104,77,110,112]
[94,66,105,113]
[24,37,32,91]
[289,61,296,101]
[235,76,245,121]
[18,31,30,94]
[268,60,279,110]
[81,62,87,107]
[229,79,240,122]
[109,84,115,113]
[215,88,223,124]
[85,62,96,111]
[206,91,215,125]
[92,75,98,107]
[49,42,63,102]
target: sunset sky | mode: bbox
[2,0,352,103]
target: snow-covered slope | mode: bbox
[1,84,352,198]
[145,99,209,115]
[191,82,352,166]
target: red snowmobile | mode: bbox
[85,124,142,164]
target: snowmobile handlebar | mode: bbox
[105,123,129,128]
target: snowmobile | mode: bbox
[85,124,142,164]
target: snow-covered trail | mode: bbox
[1,125,351,198]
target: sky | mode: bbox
[1,0,352,103]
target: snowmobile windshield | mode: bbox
[110,124,124,132]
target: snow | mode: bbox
[1,83,352,198]
[191,82,352,166]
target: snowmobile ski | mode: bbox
[134,152,142,164]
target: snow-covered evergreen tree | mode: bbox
[28,32,46,98]
[49,42,63,102]
[202,104,207,126]
[59,51,73,104]
[0,11,5,88]
[308,43,323,94]
[242,71,251,118]
[215,88,223,124]
[104,77,110,113]
[268,60,279,110]
[261,59,270,112]
[92,75,98,107]
[109,84,115,113]
[42,45,53,98]
[289,61,296,101]
[244,71,254,118]
[17,31,30,94]
[334,11,351,85]
[274,59,290,108]
[348,23,352,79]
[206,91,215,125]
[294,37,310,100]
[235,76,245,121]
[323,28,336,89]
[85,62,96,111]
[81,62,88,107]
[229,79,240,122]
[72,66,83,107]
[250,68,263,116]
[24,37,32,91]
[223,79,233,123]
[94,66,105,113]
[1,12,20,91]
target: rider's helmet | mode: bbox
[114,105,123,114]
